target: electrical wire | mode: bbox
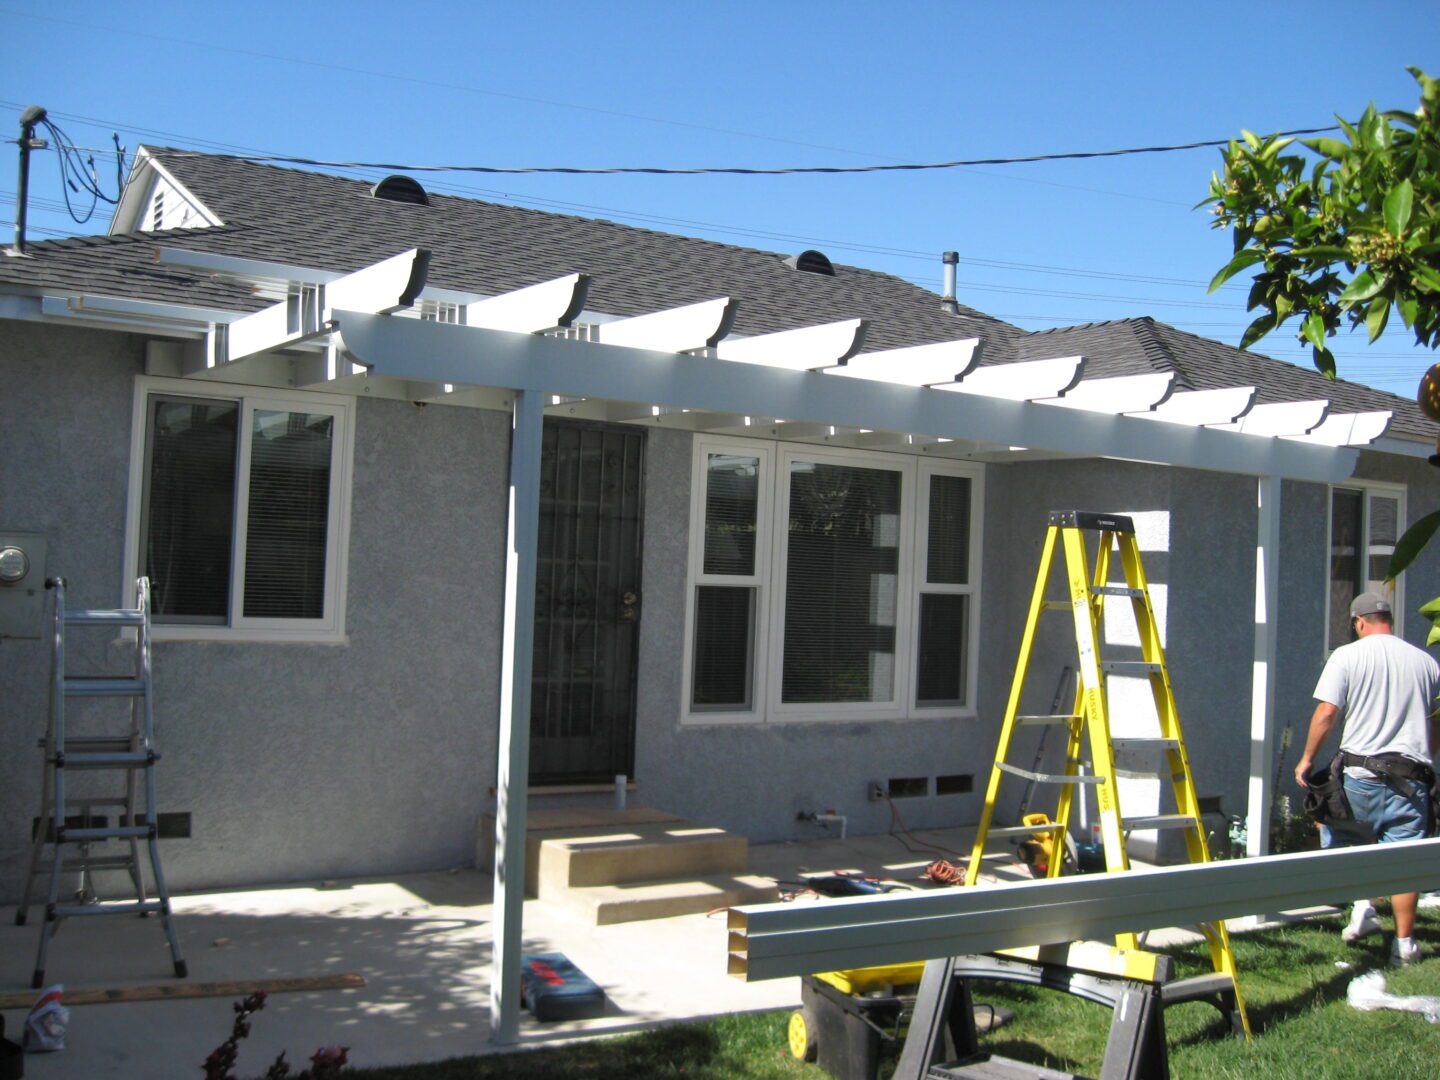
[149,125,1340,177]
[30,115,125,224]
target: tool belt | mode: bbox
[1338,752,1439,836]
[1302,756,1353,826]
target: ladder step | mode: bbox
[1161,972,1236,1004]
[1015,714,1081,726]
[43,735,137,752]
[53,900,165,918]
[31,854,138,876]
[997,762,1104,785]
[1100,662,1162,676]
[1041,600,1070,612]
[64,609,145,626]
[1112,738,1180,752]
[58,826,152,842]
[986,823,1066,839]
[1123,814,1197,832]
[1091,586,1144,598]
[52,751,157,770]
[63,677,147,697]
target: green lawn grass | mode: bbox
[340,911,1440,1080]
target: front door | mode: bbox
[529,418,646,785]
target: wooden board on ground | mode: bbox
[0,974,364,1009]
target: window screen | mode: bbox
[702,453,759,575]
[1329,489,1363,647]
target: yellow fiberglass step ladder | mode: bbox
[15,576,187,989]
[963,509,1249,1039]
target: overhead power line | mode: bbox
[150,126,1340,177]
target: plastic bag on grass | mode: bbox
[1347,971,1440,1023]
[24,984,69,1052]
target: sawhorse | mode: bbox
[892,948,1243,1080]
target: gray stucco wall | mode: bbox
[7,315,1440,898]
[1,320,510,901]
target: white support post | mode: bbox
[490,389,545,1045]
[1247,475,1282,859]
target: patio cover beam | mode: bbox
[330,311,1359,485]
[727,838,1440,981]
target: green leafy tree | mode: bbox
[1206,66,1440,379]
[1206,67,1440,639]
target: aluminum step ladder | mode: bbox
[963,510,1248,1037]
[15,576,186,988]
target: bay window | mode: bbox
[683,437,982,723]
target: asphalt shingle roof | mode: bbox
[0,146,1431,439]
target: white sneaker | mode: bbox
[1391,937,1421,967]
[1343,903,1383,944]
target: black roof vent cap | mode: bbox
[783,249,835,276]
[370,175,431,206]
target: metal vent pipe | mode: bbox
[941,251,959,314]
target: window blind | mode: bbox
[703,453,759,576]
[242,410,333,619]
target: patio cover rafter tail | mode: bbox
[330,310,1360,485]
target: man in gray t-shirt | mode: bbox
[1295,591,1440,966]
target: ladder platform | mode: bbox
[997,762,1104,785]
[58,825,153,842]
[1112,738,1180,752]
[1099,661,1162,676]
[52,900,166,919]
[64,609,145,626]
[52,751,157,770]
[1123,814,1196,832]
[1091,585,1144,598]
[986,823,1065,839]
[63,677,147,697]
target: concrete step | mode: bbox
[557,873,780,926]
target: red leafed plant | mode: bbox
[201,991,349,1080]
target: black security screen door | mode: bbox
[530,419,646,784]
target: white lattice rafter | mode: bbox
[1211,399,1330,437]
[823,337,982,385]
[596,297,738,353]
[935,355,1085,400]
[1136,386,1257,427]
[1284,410,1393,447]
[1039,372,1176,413]
[715,318,867,370]
[464,273,590,334]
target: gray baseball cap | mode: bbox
[1350,592,1392,618]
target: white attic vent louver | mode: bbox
[784,249,835,276]
[370,175,431,206]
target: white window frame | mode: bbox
[122,375,355,643]
[680,435,983,725]
[1324,478,1406,653]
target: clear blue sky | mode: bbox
[5,1,1437,395]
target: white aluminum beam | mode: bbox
[823,337,981,385]
[1211,399,1329,437]
[1247,476,1281,858]
[1039,372,1175,413]
[727,838,1440,981]
[329,312,1359,484]
[1137,386,1256,426]
[715,318,866,370]
[228,249,430,364]
[597,297,737,353]
[464,273,590,334]
[936,356,1084,401]
[1284,410,1393,447]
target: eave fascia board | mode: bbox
[1371,434,1436,460]
[331,311,1358,484]
[727,838,1440,981]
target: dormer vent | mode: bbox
[783,249,835,276]
[370,175,431,206]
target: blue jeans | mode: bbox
[1321,776,1430,848]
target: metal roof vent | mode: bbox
[783,249,835,276]
[370,175,431,206]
